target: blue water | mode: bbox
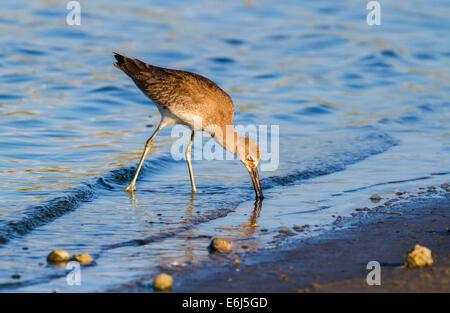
[0,0,449,292]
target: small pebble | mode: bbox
[278,227,295,236]
[293,225,305,232]
[384,211,403,216]
[47,250,70,263]
[279,273,288,282]
[233,258,241,266]
[11,274,20,279]
[209,238,232,253]
[73,253,93,264]
[370,194,381,202]
[310,282,320,289]
[153,273,173,291]
[406,244,433,268]
[441,183,449,190]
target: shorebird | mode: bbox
[113,53,263,198]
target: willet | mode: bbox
[113,53,263,198]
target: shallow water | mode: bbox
[0,0,449,292]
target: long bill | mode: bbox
[249,167,264,199]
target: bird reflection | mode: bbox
[246,198,263,227]
[236,198,264,247]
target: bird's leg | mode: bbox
[186,130,197,193]
[125,125,162,193]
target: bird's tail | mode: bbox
[113,52,149,79]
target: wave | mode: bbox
[0,155,176,245]
[0,131,397,245]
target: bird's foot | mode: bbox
[242,221,259,227]
[125,184,136,193]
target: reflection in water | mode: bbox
[183,194,196,263]
[239,198,264,243]
[245,199,263,227]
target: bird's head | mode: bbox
[237,137,260,167]
[236,137,263,198]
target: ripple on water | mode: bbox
[298,34,349,52]
[89,85,123,94]
[0,74,37,84]
[295,104,334,116]
[341,73,363,80]
[0,94,21,100]
[412,52,436,61]
[223,38,246,45]
[253,73,279,79]
[209,57,236,64]
[380,50,399,58]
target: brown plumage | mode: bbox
[114,53,233,130]
[113,52,263,198]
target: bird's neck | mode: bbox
[211,124,242,157]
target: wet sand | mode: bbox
[115,189,449,293]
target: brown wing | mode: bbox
[114,53,183,109]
